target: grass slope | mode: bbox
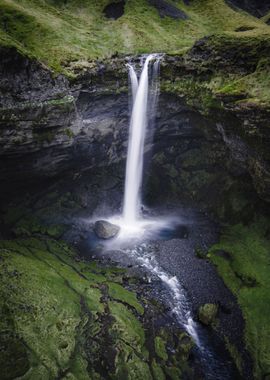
[0,0,269,74]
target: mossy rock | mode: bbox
[198,303,218,326]
[155,336,168,361]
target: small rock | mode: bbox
[94,220,120,239]
[198,303,218,326]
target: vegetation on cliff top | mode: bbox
[0,0,269,74]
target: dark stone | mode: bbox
[103,1,125,20]
[94,220,120,239]
[225,0,270,17]
[148,0,188,19]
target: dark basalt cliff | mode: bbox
[0,41,269,217]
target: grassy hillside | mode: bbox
[0,0,269,74]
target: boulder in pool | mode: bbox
[94,220,120,239]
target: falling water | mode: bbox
[127,63,138,102]
[123,54,160,224]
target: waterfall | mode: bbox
[127,64,138,102]
[123,55,160,224]
[105,56,235,380]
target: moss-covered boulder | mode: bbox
[198,303,218,326]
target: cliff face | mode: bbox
[0,41,269,217]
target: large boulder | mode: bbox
[94,220,120,239]
[198,303,218,326]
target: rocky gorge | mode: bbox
[0,1,270,379]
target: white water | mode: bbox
[127,64,138,102]
[126,243,201,346]
[123,54,158,224]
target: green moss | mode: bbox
[208,218,270,379]
[216,57,270,105]
[0,236,155,378]
[0,240,82,378]
[0,219,198,378]
[195,247,207,259]
[109,301,146,352]
[12,215,66,238]
[154,336,168,361]
[164,366,182,380]
[224,337,243,375]
[161,78,223,115]
[176,332,194,361]
[114,343,153,380]
[108,282,144,315]
[151,359,166,380]
[198,303,218,326]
